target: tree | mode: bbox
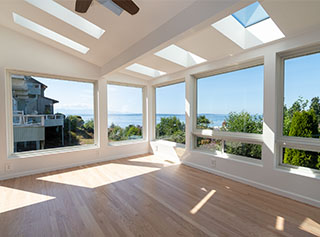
[156,116,185,144]
[83,119,94,134]
[310,97,320,122]
[124,125,142,138]
[197,115,211,129]
[221,111,263,134]
[284,110,319,169]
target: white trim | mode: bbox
[0,152,150,181]
[182,161,320,208]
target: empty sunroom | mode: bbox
[0,0,319,236]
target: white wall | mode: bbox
[152,29,320,207]
[0,26,149,180]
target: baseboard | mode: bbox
[0,151,149,181]
[183,161,320,208]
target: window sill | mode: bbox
[108,139,147,146]
[151,139,186,148]
[8,144,99,160]
[275,164,320,179]
[191,148,263,167]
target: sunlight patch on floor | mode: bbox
[275,216,285,231]
[0,186,55,214]
[190,190,216,214]
[37,162,161,189]
[299,217,320,236]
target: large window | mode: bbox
[195,65,264,160]
[11,74,95,153]
[281,51,320,170]
[156,82,185,144]
[107,84,143,142]
[197,65,264,133]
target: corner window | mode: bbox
[156,82,185,144]
[11,74,95,153]
[107,84,143,143]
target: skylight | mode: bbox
[155,44,207,67]
[212,2,284,49]
[25,0,105,39]
[13,13,89,54]
[232,1,269,28]
[126,64,166,78]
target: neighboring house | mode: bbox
[11,75,64,152]
[12,75,58,115]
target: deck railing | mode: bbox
[13,114,64,127]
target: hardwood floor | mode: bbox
[0,154,319,237]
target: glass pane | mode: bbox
[156,82,185,144]
[12,75,94,153]
[232,2,269,28]
[224,141,262,160]
[107,84,143,142]
[283,148,320,170]
[196,137,222,152]
[197,65,263,133]
[283,52,320,139]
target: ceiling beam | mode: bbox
[100,0,244,77]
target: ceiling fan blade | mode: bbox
[112,0,139,15]
[75,0,93,13]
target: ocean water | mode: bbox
[75,114,228,128]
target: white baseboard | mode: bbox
[183,161,320,208]
[0,151,149,181]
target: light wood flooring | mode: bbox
[0,154,319,237]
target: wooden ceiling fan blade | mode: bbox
[75,0,93,13]
[112,0,139,15]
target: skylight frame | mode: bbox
[13,13,89,54]
[211,2,284,49]
[126,63,166,78]
[25,0,105,39]
[154,44,207,68]
[232,1,270,28]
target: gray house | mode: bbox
[12,75,64,152]
[12,75,58,115]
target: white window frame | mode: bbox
[6,69,99,159]
[153,79,186,145]
[276,46,320,174]
[192,59,264,163]
[106,82,147,145]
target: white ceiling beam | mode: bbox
[100,0,244,77]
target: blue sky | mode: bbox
[33,52,319,115]
[284,52,320,108]
[35,77,94,115]
[156,82,185,114]
[107,84,142,114]
[198,65,264,115]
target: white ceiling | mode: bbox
[1,0,320,81]
[120,0,320,79]
[0,0,197,66]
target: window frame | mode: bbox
[106,81,147,145]
[192,59,264,162]
[153,79,186,145]
[276,46,320,173]
[6,69,98,159]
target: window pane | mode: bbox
[282,147,320,170]
[12,75,94,153]
[224,141,261,160]
[156,82,185,144]
[197,65,264,134]
[283,52,320,139]
[107,84,143,142]
[196,137,222,152]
